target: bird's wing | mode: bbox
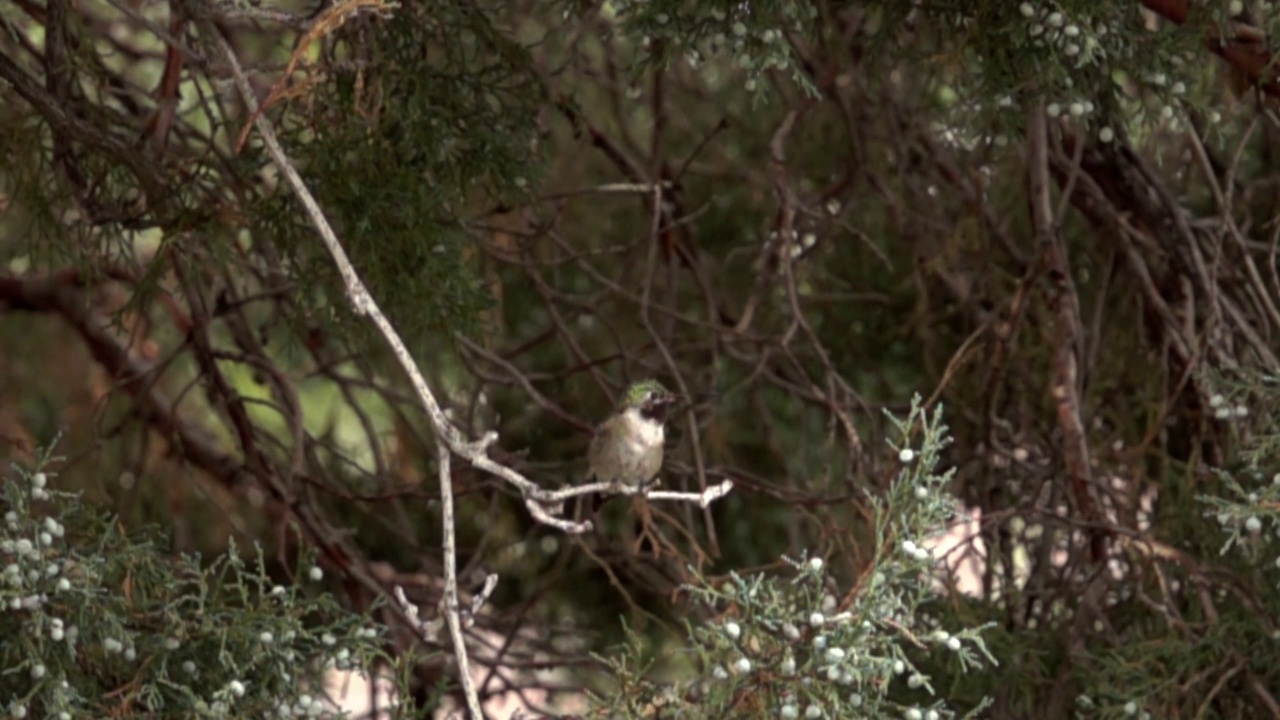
[585,425,605,481]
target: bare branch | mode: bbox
[437,437,484,720]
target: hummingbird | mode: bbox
[587,379,678,489]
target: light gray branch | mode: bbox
[437,438,483,719]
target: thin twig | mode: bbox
[437,437,484,720]
[1028,103,1107,562]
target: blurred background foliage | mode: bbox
[4,0,1280,716]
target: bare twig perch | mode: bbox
[539,478,736,509]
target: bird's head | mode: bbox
[620,379,678,422]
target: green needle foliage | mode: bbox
[0,448,412,719]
